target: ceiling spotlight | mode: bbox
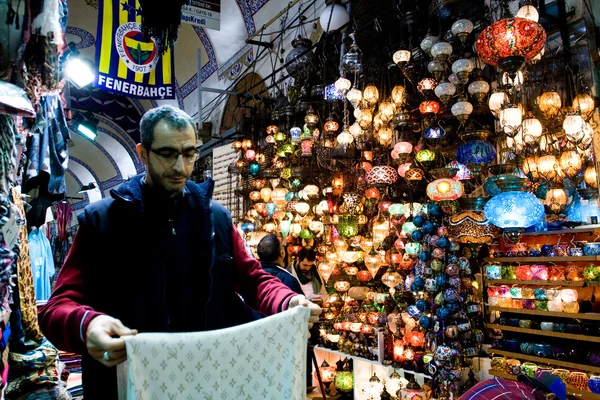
[72,112,99,141]
[66,56,95,89]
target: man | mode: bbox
[460,372,569,400]
[38,105,321,399]
[289,247,328,300]
[257,233,303,295]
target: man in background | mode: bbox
[289,247,328,301]
[257,234,303,295]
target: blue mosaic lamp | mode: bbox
[456,130,496,174]
[323,83,344,101]
[290,127,302,143]
[484,176,544,240]
[423,126,446,140]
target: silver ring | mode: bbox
[103,351,110,361]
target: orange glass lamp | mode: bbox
[419,100,440,115]
[393,338,405,363]
[316,360,336,393]
[404,330,425,348]
[426,178,464,201]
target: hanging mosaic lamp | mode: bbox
[448,197,495,244]
[426,168,464,201]
[484,176,544,238]
[475,17,546,75]
[456,130,496,173]
[366,165,398,187]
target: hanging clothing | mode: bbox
[118,307,309,400]
[28,228,55,301]
[23,93,69,195]
[10,188,44,343]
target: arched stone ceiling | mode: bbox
[64,0,291,207]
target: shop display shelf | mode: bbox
[483,256,600,263]
[484,279,586,287]
[488,349,600,374]
[488,307,600,321]
[314,346,432,379]
[488,369,600,399]
[520,225,600,237]
[485,323,600,343]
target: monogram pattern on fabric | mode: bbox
[11,188,44,342]
[122,307,309,400]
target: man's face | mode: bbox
[299,258,315,272]
[137,120,197,196]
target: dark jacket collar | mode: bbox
[110,174,214,212]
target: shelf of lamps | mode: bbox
[483,256,600,263]
[485,323,600,343]
[488,349,600,374]
[488,307,600,321]
[487,369,600,399]
[519,225,600,237]
[313,346,432,380]
[484,279,586,287]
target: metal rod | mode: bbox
[200,88,240,95]
[197,48,203,123]
[309,345,327,400]
[557,0,574,104]
[247,0,303,41]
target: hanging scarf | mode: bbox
[54,201,71,241]
[137,0,190,54]
[294,261,322,295]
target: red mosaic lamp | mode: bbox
[475,17,545,76]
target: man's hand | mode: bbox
[86,315,138,367]
[287,295,322,329]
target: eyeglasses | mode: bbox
[149,147,199,164]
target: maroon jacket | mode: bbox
[39,223,295,353]
[38,176,297,398]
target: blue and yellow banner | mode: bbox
[94,0,175,99]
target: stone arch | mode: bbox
[220,72,267,133]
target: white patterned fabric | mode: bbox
[118,307,309,400]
